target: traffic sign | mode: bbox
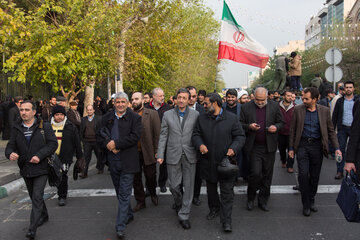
[325,47,342,65]
[325,66,343,83]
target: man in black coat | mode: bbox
[50,105,83,206]
[97,92,141,239]
[80,104,103,177]
[192,93,245,233]
[5,100,58,239]
[240,87,284,212]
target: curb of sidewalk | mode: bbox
[0,162,97,200]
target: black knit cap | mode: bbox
[52,105,66,116]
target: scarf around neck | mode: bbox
[51,116,67,127]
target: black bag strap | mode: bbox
[38,120,46,143]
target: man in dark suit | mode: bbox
[289,87,341,216]
[131,92,161,212]
[345,99,360,181]
[67,101,81,132]
[97,92,142,239]
[186,86,205,206]
[80,104,103,177]
[240,87,284,212]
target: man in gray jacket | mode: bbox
[157,88,199,230]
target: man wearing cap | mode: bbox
[238,91,249,105]
[51,105,83,206]
[97,92,141,239]
[67,101,81,132]
[56,96,67,107]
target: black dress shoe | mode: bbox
[26,230,35,239]
[117,231,125,239]
[192,197,201,206]
[310,203,318,212]
[58,198,66,206]
[126,215,134,225]
[179,220,191,229]
[222,223,232,233]
[38,216,49,227]
[303,208,311,217]
[258,203,270,212]
[247,201,254,211]
[206,210,219,220]
[151,195,158,206]
[160,186,167,193]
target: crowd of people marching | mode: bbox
[3,81,360,239]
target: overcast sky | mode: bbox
[204,0,327,88]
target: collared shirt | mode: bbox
[342,98,354,127]
[302,109,321,139]
[87,114,95,122]
[189,103,196,111]
[216,108,223,120]
[115,111,126,119]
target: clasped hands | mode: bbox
[10,152,40,164]
[106,140,120,154]
[249,123,277,133]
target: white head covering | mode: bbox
[238,90,248,99]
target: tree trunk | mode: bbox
[83,78,95,117]
[107,73,112,99]
[117,41,125,92]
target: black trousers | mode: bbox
[206,180,235,224]
[278,134,294,168]
[247,145,276,204]
[23,175,48,233]
[83,141,104,175]
[193,161,202,198]
[297,139,323,209]
[57,168,69,199]
[158,160,167,188]
[133,151,157,204]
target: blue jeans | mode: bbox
[337,126,351,173]
[108,160,134,232]
[291,76,301,91]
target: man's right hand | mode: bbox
[249,123,260,131]
[200,145,208,155]
[288,150,294,159]
[157,158,164,164]
[9,152,19,161]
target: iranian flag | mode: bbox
[218,1,269,68]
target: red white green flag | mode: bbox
[218,1,269,68]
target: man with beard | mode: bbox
[144,92,152,104]
[157,88,199,229]
[145,88,172,192]
[192,93,245,232]
[131,92,161,212]
[238,91,250,104]
[240,87,284,212]
[223,89,241,118]
[332,81,358,179]
[273,91,281,102]
[278,90,295,172]
[289,87,340,216]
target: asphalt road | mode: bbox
[0,154,359,240]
